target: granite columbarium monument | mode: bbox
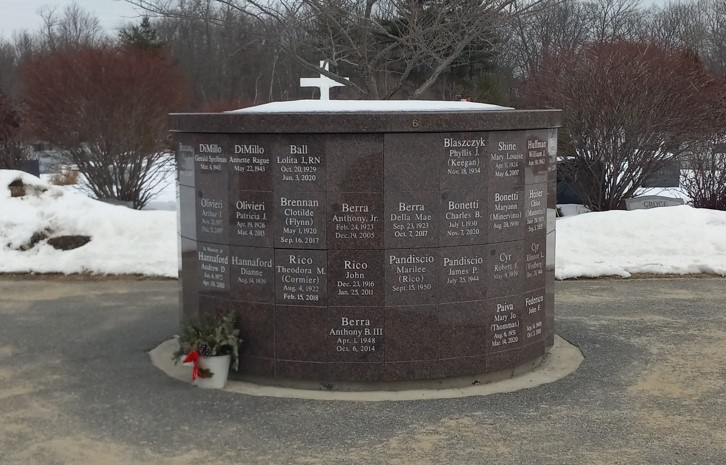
[172,98,561,386]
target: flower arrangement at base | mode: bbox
[173,312,242,382]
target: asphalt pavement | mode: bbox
[1,277,725,465]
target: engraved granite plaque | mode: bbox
[439,245,487,303]
[439,190,487,246]
[487,188,524,243]
[385,249,439,306]
[229,191,273,247]
[525,131,549,185]
[328,192,384,249]
[485,294,524,353]
[328,249,384,307]
[486,131,526,191]
[197,242,230,298]
[525,183,547,237]
[274,249,327,306]
[274,191,326,249]
[272,136,326,193]
[385,191,439,248]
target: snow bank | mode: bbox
[0,170,177,277]
[556,205,726,279]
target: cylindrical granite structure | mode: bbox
[172,102,560,384]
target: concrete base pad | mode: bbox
[150,335,583,401]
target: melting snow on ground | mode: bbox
[0,170,177,277]
[556,205,726,279]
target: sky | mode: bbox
[0,0,143,39]
[1,0,674,39]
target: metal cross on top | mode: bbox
[299,60,349,101]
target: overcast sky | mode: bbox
[0,0,143,39]
[1,0,673,40]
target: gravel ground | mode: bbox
[0,278,724,465]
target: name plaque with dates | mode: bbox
[173,102,561,384]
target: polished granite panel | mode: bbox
[384,355,488,381]
[327,191,384,250]
[178,185,197,241]
[485,241,524,298]
[227,134,273,192]
[272,135,326,193]
[485,131,526,191]
[228,190,274,247]
[438,245,488,303]
[524,235,546,291]
[384,190,439,248]
[525,130,549,185]
[522,288,546,345]
[275,305,383,363]
[384,248,439,306]
[273,190,326,249]
[525,183,547,237]
[545,268,556,348]
[327,249,385,307]
[275,361,384,382]
[197,242,230,300]
[383,133,439,192]
[196,183,228,245]
[438,133,488,190]
[326,134,384,193]
[228,246,274,304]
[547,181,557,235]
[485,294,524,353]
[171,110,562,134]
[274,249,327,306]
[175,135,196,188]
[439,189,487,247]
[486,187,525,244]
[230,301,275,358]
[384,303,487,361]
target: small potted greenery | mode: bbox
[173,312,242,389]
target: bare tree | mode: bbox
[22,45,188,208]
[588,0,642,43]
[682,137,726,210]
[521,41,723,211]
[503,0,593,79]
[127,0,550,100]
[0,39,19,96]
[0,90,25,170]
[37,3,106,51]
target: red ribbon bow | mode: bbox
[182,350,200,381]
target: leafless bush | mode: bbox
[682,139,726,210]
[21,45,187,208]
[0,90,26,170]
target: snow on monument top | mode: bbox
[228,99,512,113]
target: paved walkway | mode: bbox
[1,278,725,464]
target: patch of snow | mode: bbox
[556,205,726,279]
[228,99,512,113]
[0,170,177,277]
